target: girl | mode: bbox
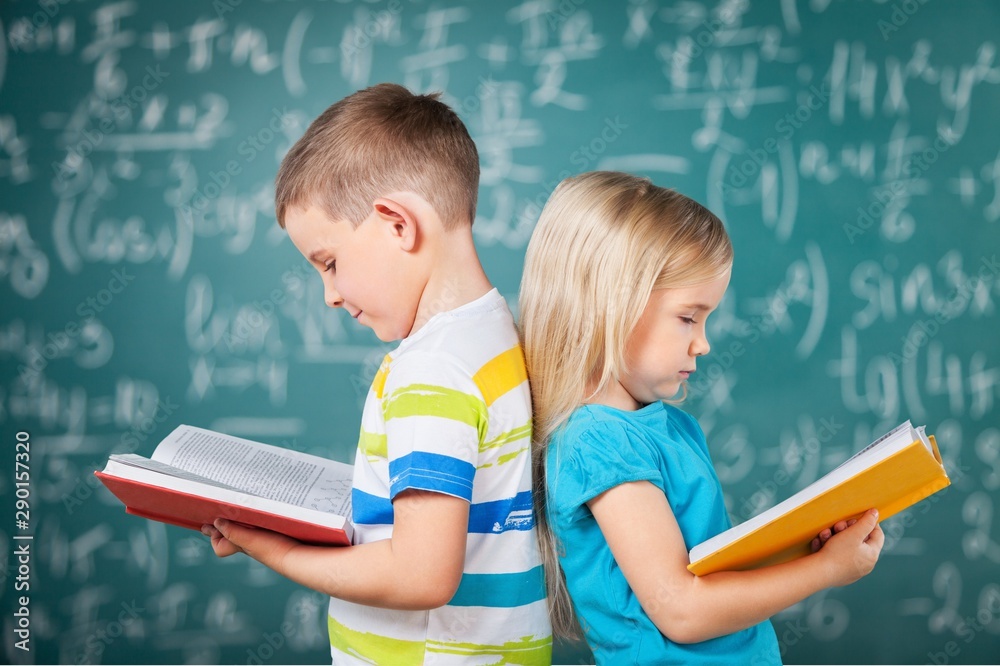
[519,171,883,664]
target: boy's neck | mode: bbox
[408,226,493,337]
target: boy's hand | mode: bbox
[201,491,467,608]
[202,519,300,573]
[202,521,241,557]
[814,508,884,586]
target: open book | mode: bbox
[96,425,354,546]
[687,421,950,576]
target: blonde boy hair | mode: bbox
[518,171,733,638]
[275,82,479,229]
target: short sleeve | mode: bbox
[381,350,485,502]
[548,419,665,524]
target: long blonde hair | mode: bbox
[518,171,733,638]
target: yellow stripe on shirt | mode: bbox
[472,345,528,407]
[371,355,391,399]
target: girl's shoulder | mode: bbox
[659,402,705,440]
[557,403,648,440]
[551,402,707,460]
[546,406,667,513]
[564,401,702,434]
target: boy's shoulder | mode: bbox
[397,289,517,355]
[386,289,522,387]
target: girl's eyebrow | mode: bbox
[679,303,712,311]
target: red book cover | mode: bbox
[95,471,352,547]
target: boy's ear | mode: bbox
[372,197,418,252]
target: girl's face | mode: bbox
[601,270,731,411]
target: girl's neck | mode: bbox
[584,378,642,412]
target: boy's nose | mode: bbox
[324,284,344,308]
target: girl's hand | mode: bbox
[815,508,885,586]
[810,517,856,552]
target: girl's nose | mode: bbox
[690,334,711,357]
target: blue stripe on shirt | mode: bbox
[468,490,535,533]
[448,566,546,608]
[355,487,535,533]
[351,488,394,525]
[389,451,476,501]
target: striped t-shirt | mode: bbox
[329,288,552,665]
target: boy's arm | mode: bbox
[588,480,883,644]
[204,488,469,610]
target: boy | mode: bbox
[202,83,553,665]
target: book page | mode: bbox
[834,421,912,469]
[109,453,245,492]
[151,426,352,517]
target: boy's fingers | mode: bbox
[213,518,283,560]
[213,538,241,557]
[209,519,250,556]
[215,518,241,544]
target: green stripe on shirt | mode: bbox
[382,383,487,440]
[358,429,387,460]
[329,615,552,665]
[328,615,425,665]
[427,633,552,665]
[480,421,532,452]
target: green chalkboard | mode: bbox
[2,1,999,664]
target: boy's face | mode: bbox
[284,205,418,342]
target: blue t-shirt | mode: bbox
[547,401,781,665]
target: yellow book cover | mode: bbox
[688,421,950,576]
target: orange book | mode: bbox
[688,421,949,576]
[96,425,354,546]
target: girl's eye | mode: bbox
[324,260,336,273]
[680,316,697,325]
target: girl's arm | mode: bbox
[203,488,468,610]
[588,480,884,644]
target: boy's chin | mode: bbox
[372,330,403,343]
[366,321,406,342]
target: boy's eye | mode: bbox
[324,260,336,273]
